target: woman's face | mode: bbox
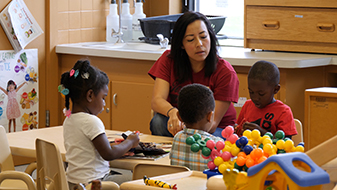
[182,20,210,66]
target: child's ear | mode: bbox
[177,111,183,122]
[86,89,94,102]
[207,111,214,122]
[274,84,280,94]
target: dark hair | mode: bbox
[178,83,215,124]
[169,11,219,83]
[60,60,109,110]
[7,80,17,91]
[248,60,280,86]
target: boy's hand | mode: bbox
[126,133,140,148]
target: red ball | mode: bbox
[216,141,225,150]
[207,160,216,170]
[220,151,231,161]
[222,125,234,138]
[228,134,239,144]
[206,139,215,149]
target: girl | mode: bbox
[148,11,239,137]
[60,60,139,189]
[0,80,27,132]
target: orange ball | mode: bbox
[237,152,247,158]
[257,156,267,164]
[236,156,247,166]
[246,158,255,168]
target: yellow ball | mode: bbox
[284,140,294,151]
[276,139,285,150]
[272,144,278,152]
[214,156,224,166]
[263,143,274,155]
[243,129,252,139]
[263,137,272,145]
[251,129,261,140]
[231,146,241,156]
[218,163,228,174]
[295,146,305,152]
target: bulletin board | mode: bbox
[0,49,38,133]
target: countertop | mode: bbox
[56,41,337,68]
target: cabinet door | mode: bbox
[111,81,153,134]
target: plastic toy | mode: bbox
[143,175,177,189]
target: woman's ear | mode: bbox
[86,89,94,102]
[274,84,281,94]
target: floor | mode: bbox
[15,164,132,185]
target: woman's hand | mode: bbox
[167,108,184,136]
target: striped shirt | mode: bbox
[170,128,224,171]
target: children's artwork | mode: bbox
[0,49,38,133]
[0,0,43,52]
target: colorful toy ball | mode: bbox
[216,141,225,150]
[202,147,212,157]
[228,134,239,144]
[275,130,285,139]
[220,151,231,161]
[186,136,195,145]
[191,143,200,152]
[206,139,215,149]
[222,125,234,138]
[193,133,202,141]
[264,132,273,139]
[236,136,248,148]
[207,160,216,170]
[243,145,254,155]
[242,129,252,139]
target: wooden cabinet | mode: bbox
[244,0,337,54]
[304,88,337,150]
[58,54,155,134]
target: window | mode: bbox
[195,0,244,46]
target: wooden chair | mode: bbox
[0,125,36,190]
[293,119,303,146]
[132,163,190,180]
[35,138,120,190]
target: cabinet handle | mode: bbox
[106,108,110,113]
[317,23,335,32]
[262,21,279,30]
[113,93,117,106]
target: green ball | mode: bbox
[193,133,202,141]
[272,138,278,144]
[259,143,264,149]
[201,147,211,157]
[275,130,285,140]
[186,136,195,145]
[234,162,243,171]
[264,132,273,139]
[191,143,200,152]
[284,137,291,142]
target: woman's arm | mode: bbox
[151,78,182,135]
[0,86,7,95]
[209,100,230,133]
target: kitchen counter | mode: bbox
[56,41,337,68]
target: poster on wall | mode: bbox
[0,49,38,133]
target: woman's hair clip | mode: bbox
[63,108,71,117]
[70,69,79,78]
[81,72,89,79]
[58,85,69,96]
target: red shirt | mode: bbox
[148,50,239,128]
[236,99,297,136]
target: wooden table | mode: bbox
[7,126,173,170]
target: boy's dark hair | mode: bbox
[169,11,219,83]
[60,60,109,110]
[248,60,280,86]
[178,83,215,124]
[7,80,17,91]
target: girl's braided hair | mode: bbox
[60,60,109,110]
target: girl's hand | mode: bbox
[126,133,140,148]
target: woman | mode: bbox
[148,11,239,137]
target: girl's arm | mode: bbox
[16,82,27,92]
[151,78,183,136]
[0,86,7,95]
[92,133,139,161]
[209,100,231,133]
